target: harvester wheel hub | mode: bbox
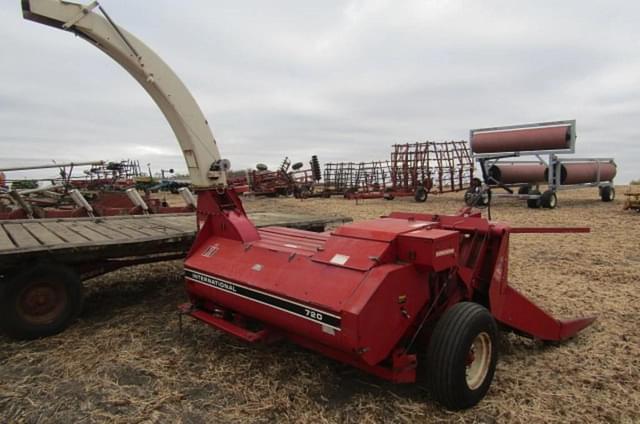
[465,332,492,390]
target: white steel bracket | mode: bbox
[62,0,98,29]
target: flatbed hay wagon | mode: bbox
[21,0,596,410]
[0,212,349,339]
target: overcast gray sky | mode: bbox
[1,0,638,182]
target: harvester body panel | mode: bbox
[183,217,455,367]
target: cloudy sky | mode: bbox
[0,0,638,182]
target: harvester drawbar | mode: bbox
[23,0,596,410]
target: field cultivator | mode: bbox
[291,155,322,198]
[247,157,295,197]
[321,162,358,196]
[342,161,393,199]
[227,171,251,194]
[72,159,143,191]
[321,161,393,199]
[237,156,322,198]
[322,142,474,202]
[385,141,474,202]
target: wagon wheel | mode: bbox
[464,187,491,207]
[517,185,531,195]
[414,187,428,203]
[420,302,498,410]
[527,190,542,209]
[540,190,557,209]
[464,190,474,206]
[600,186,615,202]
[0,263,83,340]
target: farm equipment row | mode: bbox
[227,155,323,198]
[324,161,392,199]
[231,122,620,209]
[0,160,196,219]
[322,141,475,202]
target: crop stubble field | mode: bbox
[0,187,638,423]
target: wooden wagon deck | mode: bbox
[0,212,351,270]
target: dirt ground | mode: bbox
[1,187,638,423]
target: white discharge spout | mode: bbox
[22,0,229,189]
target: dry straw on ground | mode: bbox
[1,187,638,423]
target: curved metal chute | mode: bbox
[22,0,226,188]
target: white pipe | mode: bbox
[178,187,197,207]
[126,188,149,213]
[69,189,94,217]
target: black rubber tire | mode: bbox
[540,190,557,209]
[464,190,474,206]
[527,190,542,209]
[600,186,615,202]
[423,302,498,410]
[466,177,485,206]
[343,188,357,199]
[414,188,428,203]
[479,189,491,207]
[464,188,491,207]
[518,185,531,195]
[0,263,83,340]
